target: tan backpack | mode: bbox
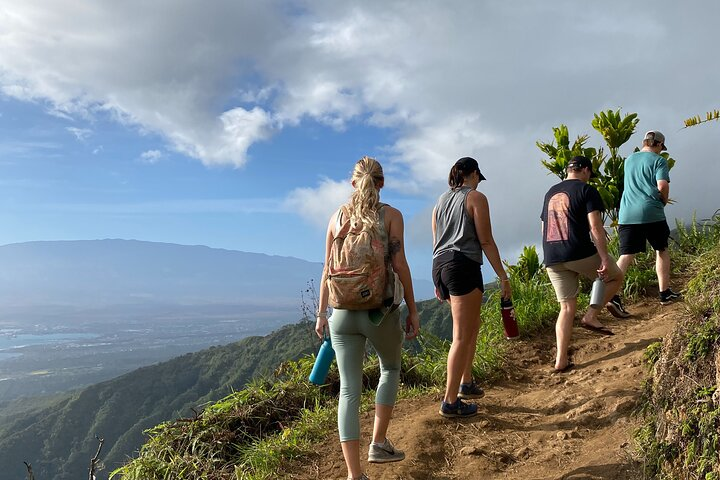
[326,204,391,310]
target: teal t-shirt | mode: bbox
[619,151,670,224]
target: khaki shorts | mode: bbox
[546,253,621,302]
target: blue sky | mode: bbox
[1,1,719,283]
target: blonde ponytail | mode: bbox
[348,156,384,235]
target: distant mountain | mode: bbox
[0,239,435,309]
[0,239,324,308]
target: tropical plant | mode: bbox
[541,109,637,225]
[684,109,720,128]
[536,125,599,181]
[538,109,680,227]
[505,245,543,284]
[589,110,639,224]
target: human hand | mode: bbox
[434,287,445,303]
[405,311,420,340]
[596,261,609,281]
[314,315,328,339]
[500,279,512,300]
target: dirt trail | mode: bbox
[290,297,684,480]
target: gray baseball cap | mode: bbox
[644,130,667,151]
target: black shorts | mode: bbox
[618,220,670,255]
[432,251,484,300]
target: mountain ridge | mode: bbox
[0,239,324,308]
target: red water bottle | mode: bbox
[500,298,520,340]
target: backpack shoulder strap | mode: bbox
[335,204,351,236]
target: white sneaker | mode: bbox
[368,438,405,463]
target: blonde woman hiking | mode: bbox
[315,156,420,480]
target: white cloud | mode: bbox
[139,150,163,164]
[384,114,502,194]
[2,0,720,257]
[0,1,284,167]
[66,127,92,141]
[284,177,352,228]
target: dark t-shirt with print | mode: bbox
[540,179,605,266]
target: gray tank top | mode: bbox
[432,187,483,264]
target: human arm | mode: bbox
[315,212,336,339]
[387,206,420,339]
[431,206,444,302]
[657,179,669,205]
[656,156,670,205]
[588,210,611,277]
[468,191,511,299]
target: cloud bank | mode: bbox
[2,0,719,256]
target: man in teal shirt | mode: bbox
[611,130,681,312]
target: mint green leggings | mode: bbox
[328,309,404,442]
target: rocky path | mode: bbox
[290,297,684,480]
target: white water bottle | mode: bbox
[590,277,606,309]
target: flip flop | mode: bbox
[551,362,575,374]
[581,323,614,336]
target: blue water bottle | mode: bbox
[309,334,335,385]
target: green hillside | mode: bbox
[637,240,720,478]
[0,321,321,480]
[0,298,453,480]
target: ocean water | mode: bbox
[0,332,98,362]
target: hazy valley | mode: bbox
[0,239,324,401]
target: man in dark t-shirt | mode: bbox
[540,156,624,373]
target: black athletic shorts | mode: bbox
[432,250,484,300]
[618,220,670,255]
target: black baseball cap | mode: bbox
[455,157,486,181]
[567,155,597,178]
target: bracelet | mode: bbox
[501,278,510,283]
[316,311,328,318]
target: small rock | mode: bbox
[614,398,637,413]
[460,446,482,456]
[550,401,570,414]
[514,446,531,459]
[491,450,515,465]
[557,431,569,440]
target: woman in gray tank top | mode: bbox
[432,157,511,418]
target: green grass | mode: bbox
[642,341,663,367]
